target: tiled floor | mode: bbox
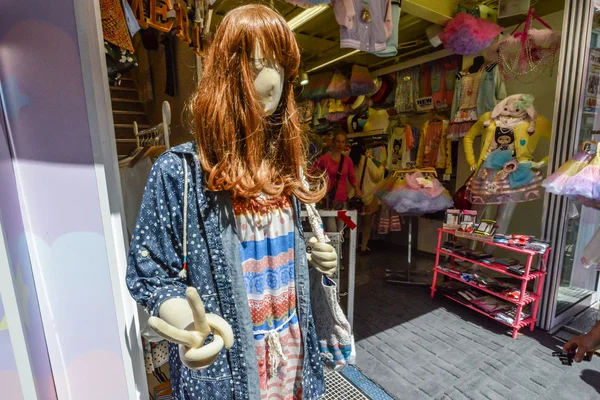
[350,240,600,400]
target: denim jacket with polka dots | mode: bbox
[126,142,325,399]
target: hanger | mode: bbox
[392,166,438,178]
[128,101,172,167]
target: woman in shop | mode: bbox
[125,5,338,400]
[313,131,362,233]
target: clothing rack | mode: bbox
[384,168,440,285]
[385,214,429,285]
[347,130,389,139]
[134,101,171,150]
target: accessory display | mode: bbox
[495,9,561,81]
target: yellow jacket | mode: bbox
[463,112,552,170]
[417,119,452,175]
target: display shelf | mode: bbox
[440,228,539,256]
[434,268,539,305]
[440,294,535,330]
[432,228,551,339]
[437,248,546,281]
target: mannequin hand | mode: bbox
[307,237,337,276]
[355,187,363,198]
[149,287,234,369]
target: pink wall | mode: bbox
[0,0,130,397]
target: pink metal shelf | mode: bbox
[437,248,546,281]
[440,228,542,256]
[440,294,536,330]
[434,268,539,305]
[432,228,551,339]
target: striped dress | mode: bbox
[233,196,304,400]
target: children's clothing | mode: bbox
[395,67,420,112]
[387,123,414,170]
[449,63,506,140]
[416,119,452,175]
[334,0,393,53]
[374,0,402,57]
[464,113,552,204]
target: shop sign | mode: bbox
[416,96,434,111]
[131,0,207,56]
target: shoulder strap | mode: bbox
[179,155,190,279]
[359,156,368,191]
[329,154,345,199]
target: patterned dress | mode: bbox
[233,196,304,400]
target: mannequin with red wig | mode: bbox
[126,4,336,400]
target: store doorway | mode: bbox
[549,2,600,333]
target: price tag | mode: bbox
[443,174,451,181]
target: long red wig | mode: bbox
[189,4,326,204]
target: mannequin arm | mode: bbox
[126,153,189,317]
[125,153,232,369]
[534,115,553,167]
[463,113,489,169]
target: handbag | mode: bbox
[309,269,353,370]
[303,196,353,371]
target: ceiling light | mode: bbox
[287,5,328,31]
[307,50,360,73]
[299,69,309,85]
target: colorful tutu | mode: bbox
[542,150,594,195]
[562,150,600,200]
[377,172,453,214]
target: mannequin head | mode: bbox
[190,4,325,202]
[491,94,537,122]
[252,42,284,116]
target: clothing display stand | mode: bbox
[301,209,357,327]
[385,214,430,285]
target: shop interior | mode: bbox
[103,0,600,398]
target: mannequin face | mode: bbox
[252,42,284,116]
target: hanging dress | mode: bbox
[448,68,484,140]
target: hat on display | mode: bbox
[313,118,332,134]
[370,74,394,104]
[303,71,333,101]
[349,65,376,95]
[362,108,390,134]
[326,69,352,99]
